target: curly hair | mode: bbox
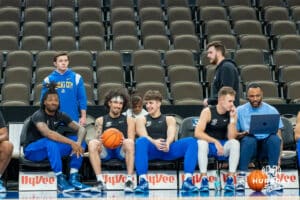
[103,88,129,112]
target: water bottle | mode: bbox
[214,170,221,191]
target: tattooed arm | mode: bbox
[94,117,103,140]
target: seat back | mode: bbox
[178,116,199,139]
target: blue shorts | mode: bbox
[100,145,125,161]
[208,140,228,161]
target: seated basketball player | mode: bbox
[294,112,300,169]
[0,111,13,193]
[195,86,240,192]
[236,83,283,192]
[21,83,91,192]
[134,90,198,193]
[88,89,135,193]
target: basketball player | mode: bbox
[195,86,240,192]
[21,82,91,192]
[236,83,283,192]
[88,89,135,193]
[134,90,198,193]
[0,111,13,193]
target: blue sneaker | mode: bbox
[181,177,198,192]
[57,174,75,193]
[224,176,235,192]
[0,180,6,193]
[69,173,92,191]
[135,178,149,193]
[199,176,209,192]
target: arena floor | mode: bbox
[1,189,300,200]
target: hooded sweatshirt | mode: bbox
[41,69,87,122]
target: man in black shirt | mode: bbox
[204,41,240,106]
[88,89,135,193]
[195,87,239,192]
[134,90,198,193]
[22,83,91,192]
[0,111,13,193]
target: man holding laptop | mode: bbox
[236,83,283,193]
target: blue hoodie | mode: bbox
[41,69,87,122]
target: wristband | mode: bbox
[230,118,235,123]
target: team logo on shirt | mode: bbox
[105,122,112,127]
[146,121,151,127]
[210,119,218,126]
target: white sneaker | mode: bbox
[236,172,246,191]
[124,179,134,193]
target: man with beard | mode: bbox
[204,41,239,106]
[134,90,198,193]
[22,83,91,192]
[235,83,283,193]
[88,89,135,193]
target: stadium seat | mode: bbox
[132,49,162,70]
[170,82,204,105]
[1,83,30,106]
[24,7,48,23]
[78,7,103,23]
[240,64,273,85]
[137,0,161,10]
[133,65,165,85]
[228,6,257,22]
[239,35,270,51]
[208,34,237,50]
[21,36,48,51]
[77,0,101,8]
[51,0,75,8]
[68,50,93,68]
[0,7,20,24]
[165,0,189,8]
[51,7,75,23]
[79,36,106,51]
[25,0,48,8]
[143,35,170,51]
[96,66,125,85]
[139,7,164,23]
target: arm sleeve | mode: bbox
[77,77,87,111]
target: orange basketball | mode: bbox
[101,128,123,149]
[247,170,268,191]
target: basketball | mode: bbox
[101,128,123,149]
[247,170,268,191]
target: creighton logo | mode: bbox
[211,119,218,126]
[146,121,151,127]
[105,122,112,127]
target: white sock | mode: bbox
[56,172,62,176]
[184,173,192,180]
[70,168,78,174]
[139,174,147,182]
[96,174,104,182]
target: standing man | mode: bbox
[294,112,300,168]
[134,90,198,193]
[88,89,135,193]
[22,83,91,192]
[204,41,239,106]
[195,87,240,192]
[0,112,13,192]
[41,52,87,126]
[236,83,283,192]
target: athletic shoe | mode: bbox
[69,173,92,191]
[266,181,284,193]
[199,176,209,192]
[90,181,107,193]
[135,178,149,193]
[0,180,6,193]
[181,177,198,192]
[57,174,75,192]
[124,179,134,193]
[224,176,235,192]
[236,172,246,191]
